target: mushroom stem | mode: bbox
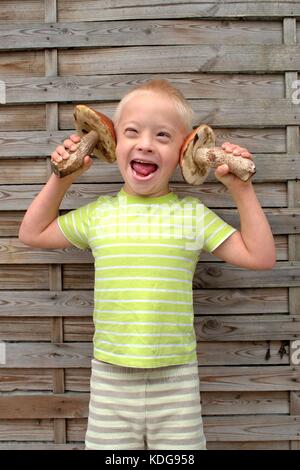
[51,129,99,178]
[193,147,256,182]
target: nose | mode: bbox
[136,131,154,153]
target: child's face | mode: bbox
[115,91,187,197]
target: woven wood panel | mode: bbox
[0,0,299,450]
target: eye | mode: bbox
[125,127,138,136]
[157,131,171,141]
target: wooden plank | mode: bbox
[0,20,282,50]
[0,265,49,289]
[0,235,286,264]
[0,343,92,368]
[66,315,300,343]
[0,394,89,419]
[0,160,47,185]
[285,13,300,447]
[0,212,24,236]
[195,315,300,341]
[58,1,300,21]
[0,183,287,210]
[0,317,50,340]
[0,1,44,23]
[198,366,300,392]
[0,239,90,264]
[0,105,45,131]
[64,418,86,442]
[1,366,298,393]
[1,154,294,185]
[55,261,300,290]
[0,208,296,240]
[0,392,288,418]
[0,287,287,317]
[64,415,300,442]
[0,419,53,441]
[0,128,286,157]
[197,341,290,366]
[1,314,297,342]
[0,51,44,77]
[0,369,54,392]
[0,237,290,264]
[191,99,300,126]
[0,235,288,264]
[220,209,300,235]
[193,288,288,315]
[210,441,290,449]
[291,392,300,415]
[44,0,66,439]
[63,261,300,290]
[59,45,300,75]
[3,97,300,127]
[0,442,85,449]
[193,262,300,289]
[61,110,288,152]
[202,391,289,415]
[4,73,284,104]
[0,290,94,317]
[204,415,300,441]
[0,131,64,157]
[0,341,289,368]
[1,154,298,184]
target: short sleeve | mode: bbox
[57,204,92,250]
[202,205,237,253]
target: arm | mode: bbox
[211,143,276,270]
[19,135,92,249]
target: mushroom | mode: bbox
[180,124,256,185]
[51,105,116,178]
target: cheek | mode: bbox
[165,152,180,172]
[115,143,126,164]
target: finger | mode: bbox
[216,163,229,175]
[56,146,70,159]
[222,144,235,153]
[64,139,77,152]
[63,138,74,149]
[241,151,252,158]
[83,155,92,165]
[70,134,81,143]
[56,145,67,156]
[51,151,62,162]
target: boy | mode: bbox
[19,79,276,450]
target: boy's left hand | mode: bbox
[215,142,253,191]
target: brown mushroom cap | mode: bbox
[179,124,216,185]
[73,105,116,163]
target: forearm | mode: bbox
[229,182,276,265]
[19,173,75,239]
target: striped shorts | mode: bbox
[85,359,206,450]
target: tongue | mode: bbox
[132,161,158,176]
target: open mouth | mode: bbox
[130,159,159,180]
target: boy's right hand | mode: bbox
[51,134,93,178]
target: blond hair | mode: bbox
[113,79,194,133]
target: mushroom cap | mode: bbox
[73,105,116,163]
[180,124,215,185]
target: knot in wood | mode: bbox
[205,319,219,330]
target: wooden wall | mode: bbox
[0,0,300,450]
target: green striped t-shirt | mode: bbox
[57,186,236,368]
